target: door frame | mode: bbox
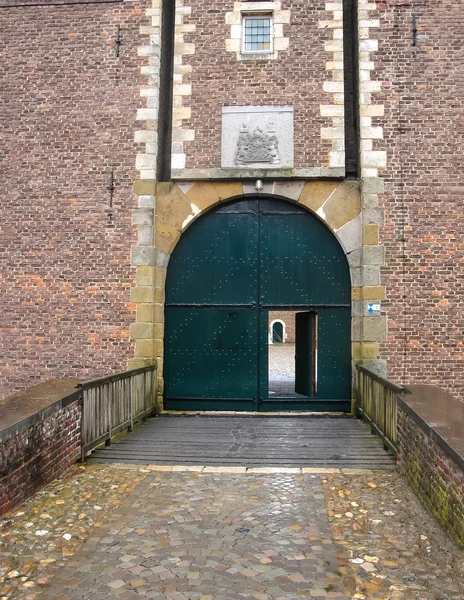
[128,180,388,412]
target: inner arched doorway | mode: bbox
[271,321,284,344]
[164,196,351,411]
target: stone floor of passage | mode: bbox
[0,465,462,600]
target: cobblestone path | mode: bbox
[0,465,462,600]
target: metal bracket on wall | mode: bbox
[114,25,121,57]
[412,14,417,46]
[108,170,115,207]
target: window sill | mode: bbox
[237,51,278,61]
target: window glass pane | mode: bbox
[243,16,272,52]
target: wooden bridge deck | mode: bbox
[87,415,395,469]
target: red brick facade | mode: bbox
[397,401,464,548]
[374,1,464,397]
[0,394,81,515]
[1,0,463,403]
[182,0,333,169]
[0,1,149,399]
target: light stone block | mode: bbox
[272,181,305,201]
[346,248,362,267]
[140,169,157,180]
[171,153,186,169]
[140,86,160,97]
[361,151,387,168]
[362,207,385,225]
[172,129,195,142]
[363,266,380,286]
[325,40,343,52]
[359,19,380,28]
[225,11,241,25]
[230,24,241,39]
[154,249,170,268]
[361,168,378,178]
[321,127,344,139]
[174,43,195,55]
[362,246,385,266]
[359,39,378,52]
[360,80,382,93]
[173,84,192,96]
[352,300,363,317]
[336,214,362,254]
[274,37,289,51]
[273,10,291,24]
[135,130,158,143]
[350,267,362,287]
[138,225,154,246]
[363,316,387,342]
[136,108,159,121]
[323,82,344,93]
[146,95,159,110]
[131,246,155,267]
[361,105,385,117]
[138,195,156,209]
[225,38,241,52]
[136,154,156,170]
[130,323,153,340]
[352,317,363,342]
[361,193,379,208]
[329,150,345,168]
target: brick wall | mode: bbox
[179,0,334,170]
[397,402,464,549]
[0,395,81,516]
[0,1,150,399]
[374,1,464,397]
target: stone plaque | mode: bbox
[222,106,294,169]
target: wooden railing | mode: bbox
[355,365,407,454]
[78,365,157,460]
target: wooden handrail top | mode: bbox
[356,365,408,395]
[78,365,156,391]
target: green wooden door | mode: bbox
[165,200,260,411]
[165,197,352,412]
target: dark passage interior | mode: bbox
[268,311,318,399]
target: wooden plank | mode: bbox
[87,416,395,469]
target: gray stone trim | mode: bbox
[172,167,346,180]
[222,105,294,114]
[132,246,156,266]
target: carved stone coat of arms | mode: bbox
[235,125,280,165]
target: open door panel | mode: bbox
[295,311,317,397]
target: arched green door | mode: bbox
[164,197,351,412]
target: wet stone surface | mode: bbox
[0,465,462,600]
[321,472,463,600]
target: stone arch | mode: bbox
[155,179,362,261]
[269,319,286,344]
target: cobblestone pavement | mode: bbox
[268,345,295,379]
[0,465,462,600]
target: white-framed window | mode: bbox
[242,13,273,54]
